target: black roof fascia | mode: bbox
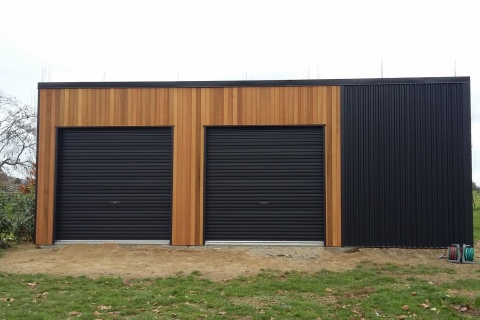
[38,77,470,89]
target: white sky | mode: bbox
[1,0,479,183]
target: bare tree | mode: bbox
[0,91,36,176]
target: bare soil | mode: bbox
[1,243,479,281]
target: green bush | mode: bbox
[0,189,35,246]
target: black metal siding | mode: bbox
[55,128,172,240]
[342,83,472,247]
[205,126,325,241]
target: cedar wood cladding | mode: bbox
[36,86,342,246]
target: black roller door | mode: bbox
[55,128,172,241]
[205,126,325,242]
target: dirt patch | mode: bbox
[1,243,479,281]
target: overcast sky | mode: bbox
[1,0,479,183]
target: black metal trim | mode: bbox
[340,86,346,247]
[169,127,174,245]
[38,77,470,89]
[203,125,207,245]
[52,128,59,243]
[321,125,327,245]
[462,84,473,245]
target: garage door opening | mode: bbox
[205,126,325,245]
[54,127,172,244]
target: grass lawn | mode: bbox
[0,192,479,319]
[0,265,479,319]
[474,190,480,242]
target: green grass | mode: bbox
[0,192,478,319]
[474,190,480,242]
[1,266,479,319]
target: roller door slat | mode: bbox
[55,128,172,241]
[205,126,325,242]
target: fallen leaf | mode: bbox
[97,305,111,310]
[325,288,333,292]
[218,311,226,315]
[452,305,461,311]
[69,311,82,316]
[352,309,362,315]
[108,311,120,315]
[401,305,409,310]
[27,282,37,288]
[419,303,429,309]
[397,316,407,320]
[410,292,417,296]
[460,307,468,312]
[152,309,161,314]
[430,307,437,311]
[93,311,101,316]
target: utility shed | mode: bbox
[35,77,472,248]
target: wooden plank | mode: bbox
[195,89,202,244]
[46,90,58,242]
[103,89,108,125]
[190,89,197,243]
[256,87,261,124]
[237,88,243,124]
[36,85,342,246]
[265,88,272,125]
[199,88,206,244]
[85,89,92,126]
[58,90,65,126]
[223,88,230,125]
[95,89,101,126]
[274,87,280,124]
[171,89,181,244]
[109,89,115,125]
[232,88,238,125]
[246,87,252,124]
[184,88,192,244]
[35,90,48,244]
[260,87,266,125]
[332,87,342,246]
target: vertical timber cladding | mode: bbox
[205,126,325,242]
[341,81,472,247]
[55,128,172,241]
[35,85,342,245]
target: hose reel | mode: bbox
[447,244,475,264]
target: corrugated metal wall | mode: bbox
[342,82,472,247]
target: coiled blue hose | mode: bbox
[464,246,474,262]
